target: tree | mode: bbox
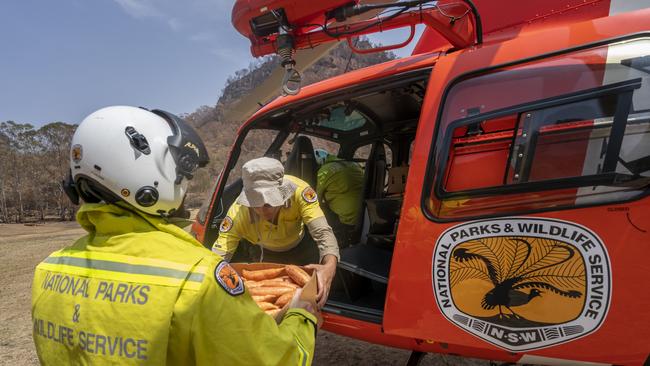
[0,130,10,223]
[0,121,76,223]
[34,122,77,220]
[0,121,37,222]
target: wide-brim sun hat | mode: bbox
[236,157,297,207]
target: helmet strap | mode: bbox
[62,170,80,205]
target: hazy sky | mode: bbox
[0,0,420,126]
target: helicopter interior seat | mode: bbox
[331,141,391,307]
[284,135,318,187]
[352,142,386,245]
[335,142,393,281]
[364,197,401,248]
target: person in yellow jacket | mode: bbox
[314,149,364,247]
[32,106,318,365]
[212,157,339,308]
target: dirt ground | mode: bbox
[0,221,493,366]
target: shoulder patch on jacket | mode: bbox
[214,261,244,296]
[301,187,318,203]
[219,216,233,233]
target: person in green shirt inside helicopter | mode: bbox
[314,149,364,247]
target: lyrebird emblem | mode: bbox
[451,237,584,325]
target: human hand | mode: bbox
[305,258,336,309]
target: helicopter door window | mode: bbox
[225,128,280,186]
[426,36,650,221]
[518,86,650,185]
[196,177,220,226]
[435,81,650,220]
[506,92,622,184]
[443,114,517,192]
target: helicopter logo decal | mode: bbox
[432,217,611,352]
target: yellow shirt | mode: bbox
[316,156,364,225]
[31,203,316,365]
[213,175,324,259]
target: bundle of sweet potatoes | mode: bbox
[242,264,312,317]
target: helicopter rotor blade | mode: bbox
[223,43,338,123]
[224,0,399,123]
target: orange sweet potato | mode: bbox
[258,302,279,311]
[244,280,263,289]
[275,290,295,308]
[252,295,278,303]
[286,265,311,286]
[249,286,294,297]
[259,279,300,289]
[242,267,286,281]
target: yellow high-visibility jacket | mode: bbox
[316,156,364,226]
[32,203,316,365]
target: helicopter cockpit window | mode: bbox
[427,37,650,220]
[311,105,369,132]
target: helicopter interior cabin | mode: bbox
[198,69,429,322]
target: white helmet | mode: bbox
[63,106,209,216]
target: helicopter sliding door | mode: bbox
[384,13,650,365]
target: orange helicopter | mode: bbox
[193,1,650,365]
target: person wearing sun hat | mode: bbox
[212,157,340,308]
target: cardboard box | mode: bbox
[231,262,320,323]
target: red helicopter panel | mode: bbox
[413,0,612,54]
[385,8,650,364]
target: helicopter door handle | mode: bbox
[347,24,416,55]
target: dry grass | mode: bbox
[0,222,84,365]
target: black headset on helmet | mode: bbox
[63,108,209,212]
